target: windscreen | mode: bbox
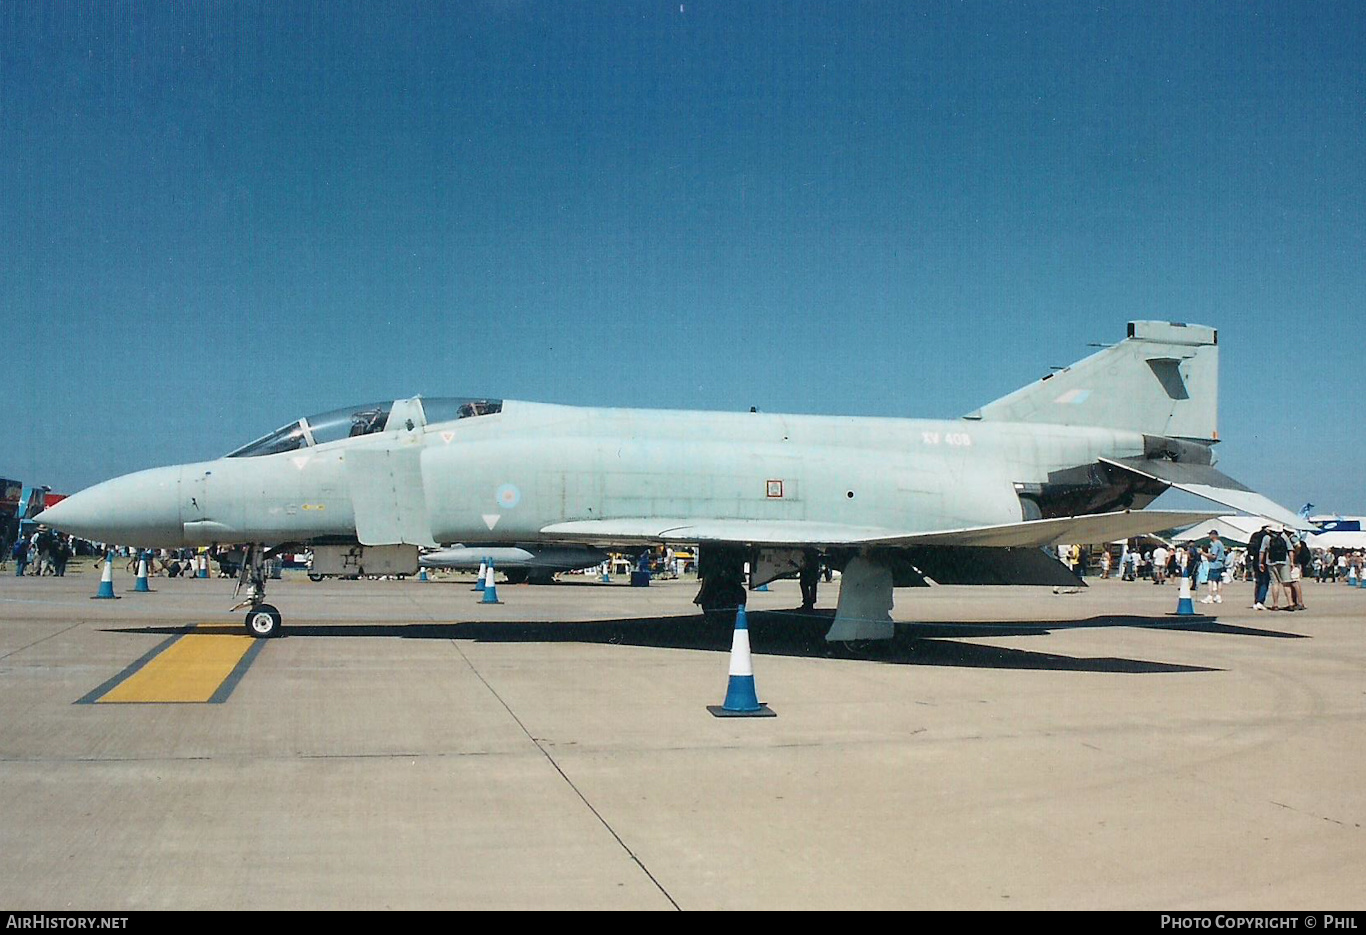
[226,421,309,458]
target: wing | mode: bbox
[540,509,1220,550]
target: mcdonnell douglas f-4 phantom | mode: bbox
[39,321,1298,640]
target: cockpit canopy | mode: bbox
[226,397,503,458]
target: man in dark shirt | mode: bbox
[53,535,72,577]
[1248,525,1271,610]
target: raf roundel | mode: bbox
[495,483,521,509]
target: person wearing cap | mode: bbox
[1200,530,1227,604]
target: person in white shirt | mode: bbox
[1152,545,1169,585]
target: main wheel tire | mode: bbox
[245,604,282,638]
[307,572,324,582]
[502,569,529,585]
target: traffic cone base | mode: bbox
[707,702,777,718]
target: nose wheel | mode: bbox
[245,604,282,638]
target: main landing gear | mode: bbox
[232,544,283,638]
[694,547,748,627]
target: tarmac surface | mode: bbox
[1,561,1363,910]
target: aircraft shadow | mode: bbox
[103,609,1271,674]
[901,615,1307,641]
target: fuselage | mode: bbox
[40,399,1154,550]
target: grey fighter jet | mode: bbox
[38,321,1296,640]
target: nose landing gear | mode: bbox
[232,544,284,638]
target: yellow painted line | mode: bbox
[97,628,260,704]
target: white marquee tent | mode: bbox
[1170,515,1283,546]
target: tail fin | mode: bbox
[964,321,1219,443]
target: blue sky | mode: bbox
[3,1,1363,512]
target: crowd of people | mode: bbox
[1094,524,1366,612]
[6,526,78,577]
[118,546,225,576]
[3,529,246,580]
[1097,533,1230,601]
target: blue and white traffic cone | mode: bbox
[419,567,429,582]
[1175,572,1195,615]
[479,563,502,604]
[92,551,118,599]
[1349,567,1359,588]
[600,562,611,583]
[474,559,487,591]
[708,606,776,718]
[132,557,151,592]
[197,554,208,578]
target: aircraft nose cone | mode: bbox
[35,466,184,548]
